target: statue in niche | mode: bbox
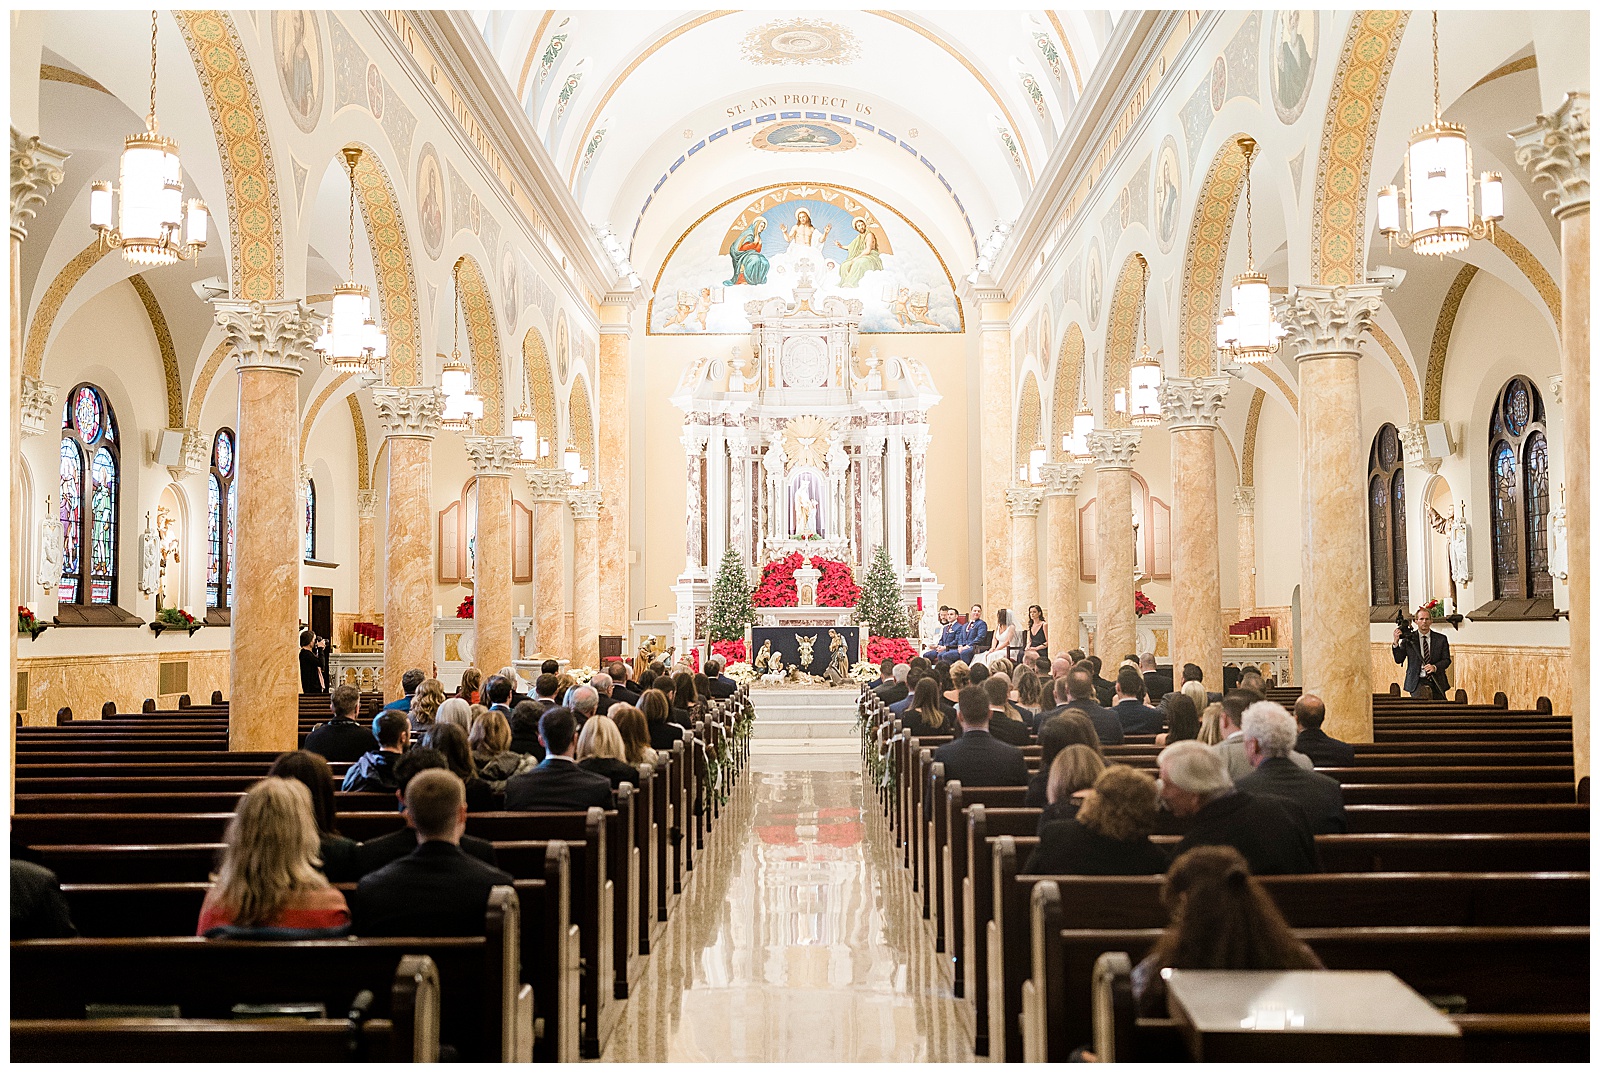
[794,485,817,539]
[156,505,182,610]
[1448,503,1472,586]
[138,512,160,595]
[796,633,817,671]
[1548,484,1568,582]
[37,497,62,591]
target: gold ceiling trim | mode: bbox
[128,274,184,428]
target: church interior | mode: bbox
[7,7,1592,1063]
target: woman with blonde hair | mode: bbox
[435,697,473,735]
[470,708,533,791]
[1040,743,1107,829]
[611,704,658,767]
[942,660,969,706]
[1026,764,1169,875]
[577,716,641,789]
[1196,701,1226,745]
[196,778,349,935]
[409,678,445,731]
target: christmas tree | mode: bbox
[856,544,910,638]
[707,547,756,642]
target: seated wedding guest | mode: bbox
[494,666,528,707]
[905,677,957,737]
[609,663,642,706]
[874,662,911,706]
[382,668,427,713]
[435,696,474,735]
[12,859,78,939]
[1293,694,1357,768]
[1026,712,1103,807]
[303,684,376,763]
[670,673,698,728]
[571,684,601,728]
[1236,701,1348,834]
[1038,744,1107,831]
[421,723,496,811]
[470,707,535,792]
[353,749,499,875]
[483,674,516,715]
[197,778,349,935]
[1112,667,1165,736]
[983,676,1032,746]
[641,689,685,752]
[705,657,738,699]
[455,667,483,706]
[1060,667,1124,746]
[508,699,548,761]
[941,661,969,707]
[343,710,410,793]
[1087,655,1115,707]
[612,704,660,768]
[1196,701,1226,745]
[1158,741,1318,875]
[531,674,561,711]
[349,769,514,938]
[1212,690,1311,781]
[577,715,641,790]
[1131,845,1323,1015]
[504,707,615,812]
[409,678,445,732]
[1026,764,1169,875]
[932,686,1028,788]
[1154,693,1200,747]
[1013,666,1043,725]
[269,750,359,881]
[1140,653,1173,703]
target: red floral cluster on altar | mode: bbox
[456,595,475,619]
[866,636,918,665]
[1134,591,1157,617]
[711,638,747,664]
[814,558,861,607]
[751,552,804,606]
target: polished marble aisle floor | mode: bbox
[601,750,974,1062]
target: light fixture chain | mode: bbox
[347,156,357,281]
[1244,143,1254,269]
[149,10,159,127]
[1432,10,1441,123]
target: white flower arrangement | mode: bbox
[569,665,595,684]
[850,660,880,684]
[725,661,757,685]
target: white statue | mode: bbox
[794,485,817,538]
[1548,484,1569,582]
[37,497,62,591]
[1448,502,1472,586]
[156,506,182,609]
[796,633,817,670]
[138,513,160,595]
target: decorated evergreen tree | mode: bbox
[707,548,756,642]
[856,544,910,638]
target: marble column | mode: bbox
[1041,463,1085,649]
[569,488,602,667]
[356,490,378,618]
[862,430,887,561]
[1234,487,1257,615]
[464,435,521,675]
[1512,91,1590,783]
[1161,376,1231,688]
[682,427,708,574]
[597,312,631,639]
[727,429,749,567]
[1005,487,1044,617]
[525,467,569,659]
[371,385,445,701]
[979,305,1013,609]
[214,300,324,751]
[1086,429,1141,663]
[1280,283,1387,744]
[886,429,908,568]
[906,428,931,569]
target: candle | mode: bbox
[1087,601,1094,612]
[436,605,443,618]
[518,604,526,617]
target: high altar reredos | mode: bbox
[671,270,943,647]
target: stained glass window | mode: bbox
[1488,377,1550,600]
[57,384,117,605]
[1367,423,1406,607]
[304,479,316,561]
[208,430,237,608]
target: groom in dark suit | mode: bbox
[1391,609,1452,699]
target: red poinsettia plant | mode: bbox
[156,606,199,628]
[17,605,37,633]
[752,552,804,607]
[866,636,918,665]
[711,638,747,664]
[813,557,861,608]
[1134,591,1157,617]
[456,595,475,619]
[1419,598,1445,619]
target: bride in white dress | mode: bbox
[976,609,1019,668]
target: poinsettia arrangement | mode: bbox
[17,605,37,634]
[156,606,199,628]
[866,635,918,665]
[1419,598,1445,619]
[456,595,474,619]
[813,557,861,607]
[1134,591,1157,617]
[711,638,747,664]
[751,552,805,607]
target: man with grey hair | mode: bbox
[1213,691,1313,781]
[590,672,615,716]
[1139,652,1172,702]
[1236,701,1347,834]
[1158,739,1318,874]
[873,662,911,705]
[571,685,600,726]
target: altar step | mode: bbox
[749,688,859,741]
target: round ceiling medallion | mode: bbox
[742,18,860,66]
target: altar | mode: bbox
[670,270,943,651]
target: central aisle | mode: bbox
[601,749,974,1062]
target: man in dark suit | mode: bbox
[507,700,548,760]
[873,663,910,706]
[932,686,1028,788]
[1293,694,1356,768]
[1061,668,1124,745]
[354,748,501,875]
[956,604,990,664]
[482,675,515,719]
[607,662,642,707]
[304,684,376,763]
[705,657,738,698]
[1139,653,1173,703]
[1235,702,1347,834]
[888,668,927,716]
[342,710,410,792]
[1392,609,1452,698]
[983,677,1033,746]
[923,606,962,661]
[1112,667,1165,736]
[1158,740,1318,875]
[504,707,614,811]
[1086,655,1116,707]
[350,769,515,936]
[530,673,561,711]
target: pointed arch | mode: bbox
[1015,371,1042,469]
[453,255,504,429]
[567,373,596,473]
[1102,252,1148,428]
[1178,135,1250,377]
[1050,322,1085,460]
[349,143,423,388]
[1240,388,1265,486]
[522,326,560,467]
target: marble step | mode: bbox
[752,702,857,723]
[751,717,859,739]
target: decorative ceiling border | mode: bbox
[351,143,422,388]
[23,240,110,379]
[1102,252,1148,428]
[1423,264,1478,421]
[567,371,595,471]
[1366,322,1422,422]
[347,393,370,490]
[1491,227,1561,326]
[187,340,231,424]
[455,254,504,429]
[1015,371,1042,466]
[1050,322,1085,460]
[515,11,559,101]
[1179,136,1248,377]
[301,372,357,458]
[1042,12,1085,93]
[39,64,110,94]
[1240,387,1264,485]
[128,274,184,427]
[522,326,559,468]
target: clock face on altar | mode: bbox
[780,335,829,387]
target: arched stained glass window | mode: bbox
[1367,423,1407,608]
[1488,377,1551,601]
[58,384,118,605]
[208,429,237,609]
[304,478,317,561]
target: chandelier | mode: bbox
[1063,398,1094,463]
[1376,12,1503,255]
[1215,137,1286,365]
[439,262,483,432]
[314,147,387,374]
[1128,259,1162,427]
[1028,440,1046,485]
[90,11,209,266]
[511,401,538,466]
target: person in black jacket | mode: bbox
[1026,764,1170,875]
[1139,653,1174,704]
[268,750,360,882]
[504,707,614,812]
[1111,667,1165,736]
[350,769,514,936]
[903,677,957,738]
[1026,712,1103,808]
[1060,668,1124,746]
[419,723,496,811]
[576,714,641,790]
[353,749,500,876]
[1157,740,1318,875]
[11,859,78,939]
[342,710,410,792]
[1293,694,1357,768]
[507,699,548,761]
[931,686,1028,788]
[1087,655,1115,708]
[1236,702,1347,834]
[982,676,1033,746]
[303,684,376,763]
[640,689,685,753]
[1391,608,1452,698]
[1036,743,1106,832]
[873,662,911,706]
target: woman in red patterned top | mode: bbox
[196,777,350,935]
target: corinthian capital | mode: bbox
[1276,283,1387,360]
[1085,428,1141,470]
[1159,376,1231,431]
[463,435,524,477]
[371,385,445,439]
[357,490,379,519]
[1233,486,1256,516]
[567,488,603,520]
[1039,462,1084,497]
[1005,486,1045,517]
[1397,422,1441,474]
[523,466,571,502]
[1510,91,1590,218]
[213,298,325,375]
[19,376,58,437]
[11,127,68,241]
